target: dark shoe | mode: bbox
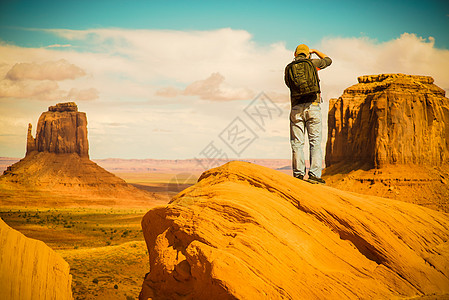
[294,175,304,180]
[307,175,326,185]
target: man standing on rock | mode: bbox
[284,44,332,184]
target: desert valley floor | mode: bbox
[0,171,200,300]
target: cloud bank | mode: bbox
[157,72,255,101]
[1,29,447,103]
[318,33,449,100]
[6,59,85,81]
[0,59,98,101]
[0,28,448,159]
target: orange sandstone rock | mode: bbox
[0,218,73,300]
[324,74,449,212]
[140,161,449,299]
[27,102,89,157]
[1,102,162,207]
[326,74,449,168]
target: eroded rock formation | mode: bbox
[0,218,73,300]
[140,161,449,299]
[324,74,449,212]
[27,102,89,157]
[1,102,162,207]
[326,74,449,168]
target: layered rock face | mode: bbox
[324,74,449,212]
[27,102,89,158]
[0,218,73,300]
[140,161,449,299]
[326,74,449,168]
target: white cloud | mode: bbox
[155,86,181,98]
[0,79,63,100]
[5,59,85,81]
[318,33,449,99]
[0,77,99,101]
[46,44,72,48]
[39,28,292,96]
[187,72,255,101]
[1,29,448,159]
[158,72,255,101]
[0,58,98,101]
[67,87,99,101]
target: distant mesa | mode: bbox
[49,102,78,112]
[326,73,448,168]
[324,74,449,212]
[0,102,162,207]
[0,218,73,299]
[27,102,88,157]
[139,161,449,299]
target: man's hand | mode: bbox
[309,49,329,59]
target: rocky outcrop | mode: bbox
[3,151,128,189]
[1,102,162,207]
[27,102,89,158]
[140,161,449,299]
[323,164,449,212]
[326,74,449,168]
[324,74,449,212]
[26,124,36,153]
[0,218,73,300]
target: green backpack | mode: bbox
[287,58,320,96]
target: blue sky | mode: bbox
[0,0,448,161]
[2,0,448,49]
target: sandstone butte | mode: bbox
[139,161,449,300]
[0,102,162,207]
[0,217,73,300]
[325,74,449,212]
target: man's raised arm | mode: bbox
[309,49,329,59]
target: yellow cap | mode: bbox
[295,44,309,57]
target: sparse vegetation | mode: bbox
[0,208,148,249]
[0,207,151,299]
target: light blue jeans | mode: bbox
[290,102,322,178]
